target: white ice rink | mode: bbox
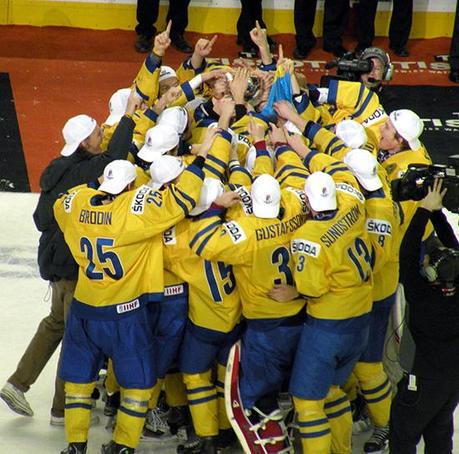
[0,192,458,453]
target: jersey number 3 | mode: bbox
[80,237,124,280]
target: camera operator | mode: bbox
[326,47,403,112]
[390,179,459,453]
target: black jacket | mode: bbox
[33,116,135,282]
[400,207,459,379]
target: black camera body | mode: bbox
[391,155,459,213]
[324,53,373,82]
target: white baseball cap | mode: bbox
[304,172,337,212]
[157,106,189,135]
[335,119,367,149]
[105,88,131,126]
[137,124,180,162]
[61,114,97,157]
[344,149,382,191]
[190,178,225,216]
[99,160,137,195]
[148,155,185,190]
[251,174,281,219]
[159,66,178,82]
[389,109,424,150]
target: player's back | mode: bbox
[292,185,373,320]
[163,219,242,333]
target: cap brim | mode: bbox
[252,201,280,219]
[408,138,421,150]
[358,175,383,191]
[98,180,126,195]
[60,142,79,157]
[104,114,122,127]
[306,194,337,212]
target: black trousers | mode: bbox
[136,0,191,39]
[355,0,413,50]
[294,0,318,50]
[450,0,459,71]
[322,0,349,49]
[390,374,459,454]
[237,0,266,47]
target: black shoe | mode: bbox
[171,35,193,53]
[103,391,120,417]
[293,46,313,60]
[390,46,409,57]
[60,443,87,454]
[134,34,153,53]
[177,435,218,454]
[449,70,459,83]
[323,44,347,58]
[101,440,135,454]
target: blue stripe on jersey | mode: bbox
[327,166,349,176]
[303,150,320,168]
[324,395,348,409]
[188,394,217,406]
[352,91,374,120]
[204,163,223,179]
[364,387,392,404]
[119,405,148,418]
[297,418,329,427]
[135,86,149,101]
[276,164,303,179]
[195,231,215,257]
[175,186,197,209]
[300,428,331,438]
[304,122,321,141]
[181,81,195,101]
[145,55,160,73]
[361,378,390,396]
[189,220,221,249]
[186,385,215,395]
[354,83,366,108]
[328,79,338,104]
[65,403,93,410]
[275,145,292,158]
[324,136,340,155]
[256,150,270,158]
[278,171,309,187]
[185,164,205,180]
[330,144,347,155]
[207,154,227,172]
[231,167,253,181]
[144,108,158,123]
[170,187,190,216]
[219,130,232,143]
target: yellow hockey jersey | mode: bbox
[189,188,308,320]
[292,152,373,320]
[54,164,205,319]
[163,219,242,333]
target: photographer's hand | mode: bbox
[421,178,447,212]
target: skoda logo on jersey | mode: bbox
[291,239,321,258]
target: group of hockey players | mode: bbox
[28,20,437,454]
